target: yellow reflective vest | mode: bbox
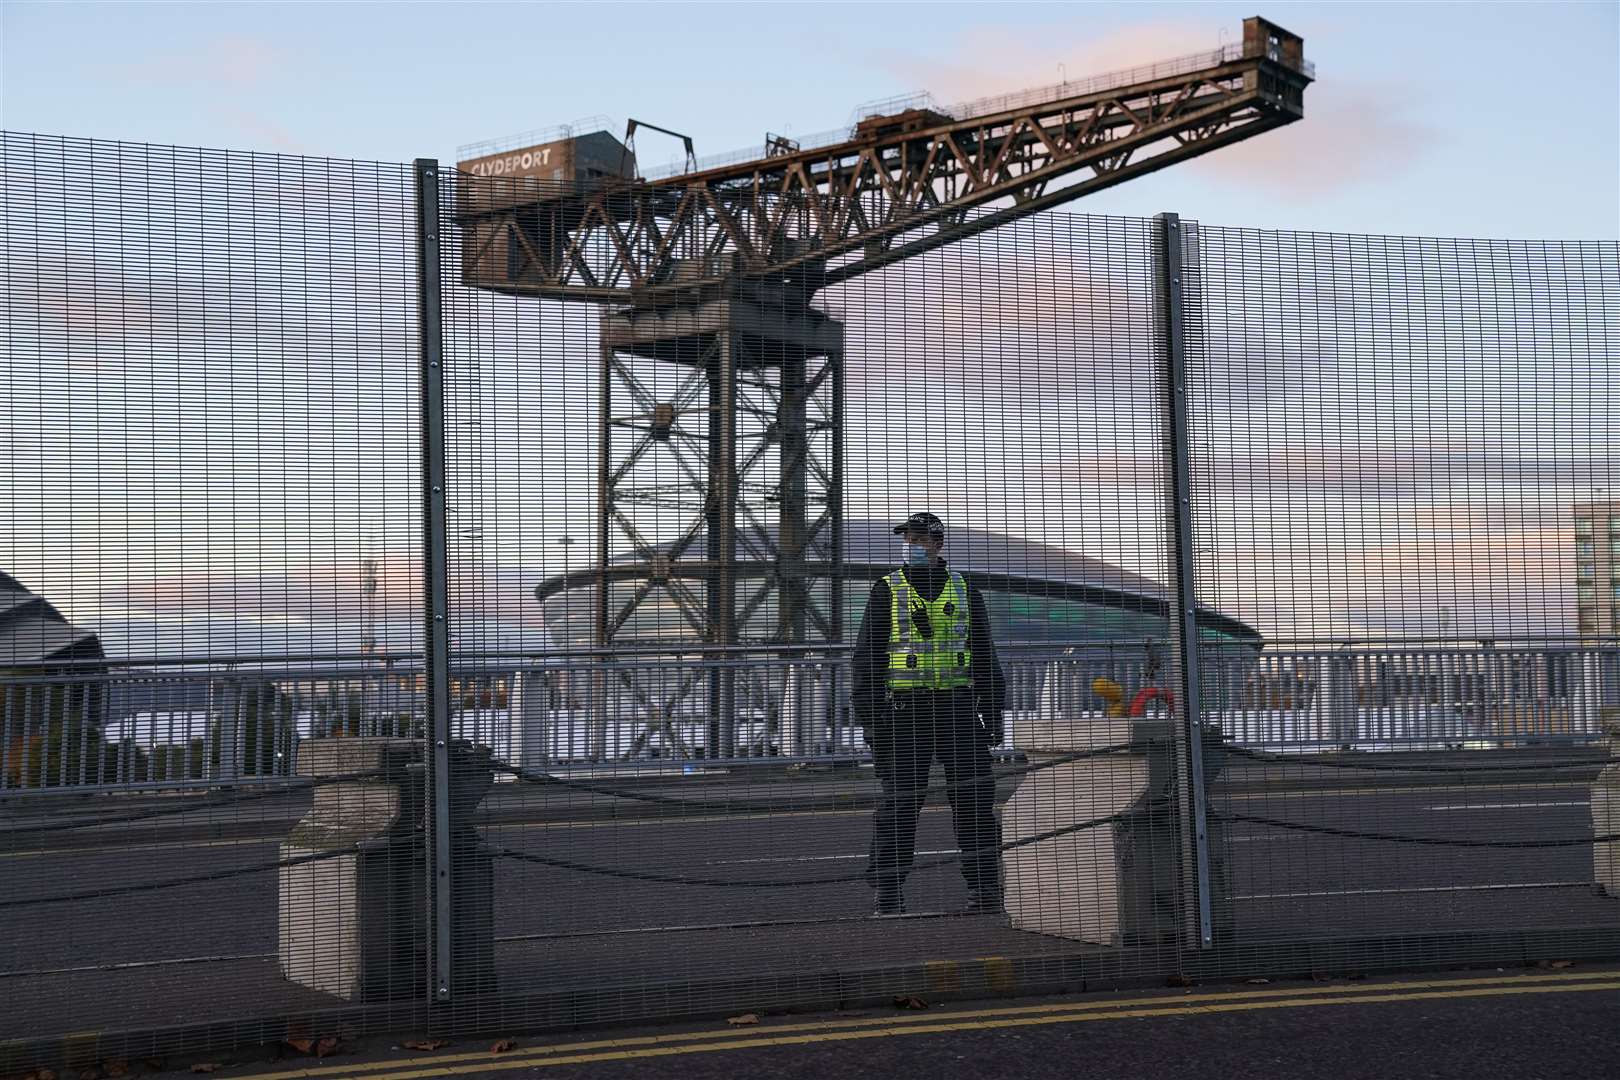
[886,569,973,691]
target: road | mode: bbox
[1,762,1616,1048]
[89,968,1620,1080]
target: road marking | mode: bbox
[713,849,957,865]
[0,836,272,860]
[1222,782,1586,801]
[1235,880,1589,901]
[228,970,1618,1080]
[1425,802,1589,811]
[242,976,1620,1079]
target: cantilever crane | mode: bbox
[462,18,1309,301]
[456,17,1311,753]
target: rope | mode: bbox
[489,804,1149,889]
[0,846,364,910]
[489,741,1145,813]
[0,770,390,837]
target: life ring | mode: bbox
[1127,686,1175,717]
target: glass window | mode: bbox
[1577,561,1595,581]
[1612,581,1620,602]
[1578,607,1597,634]
[1610,514,1620,534]
[1576,540,1595,558]
[1575,517,1594,537]
[1578,584,1596,604]
[1611,538,1620,557]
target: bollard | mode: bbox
[277,737,495,1000]
[1595,710,1620,899]
[1002,711,1229,947]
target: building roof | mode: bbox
[533,520,1259,643]
[0,570,104,667]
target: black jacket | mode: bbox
[850,560,1006,720]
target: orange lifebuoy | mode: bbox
[1128,687,1175,717]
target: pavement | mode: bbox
[28,966,1620,1080]
[1,748,1617,1064]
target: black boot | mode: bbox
[964,888,1004,915]
[873,886,906,917]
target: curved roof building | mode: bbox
[533,520,1260,648]
[1,570,103,666]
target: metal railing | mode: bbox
[6,640,1613,791]
[641,42,1284,180]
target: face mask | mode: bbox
[903,542,931,567]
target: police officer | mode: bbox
[853,512,1006,916]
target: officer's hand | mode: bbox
[978,708,1005,747]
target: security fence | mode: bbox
[1,131,1617,1070]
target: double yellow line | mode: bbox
[246,970,1619,1079]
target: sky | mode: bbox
[2,1,1617,240]
[1,1,1617,660]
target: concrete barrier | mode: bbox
[277,738,494,1000]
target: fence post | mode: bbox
[414,157,454,1005]
[1156,212,1214,950]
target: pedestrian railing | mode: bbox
[3,640,1615,791]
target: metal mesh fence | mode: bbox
[0,133,430,1057]
[1185,227,1620,975]
[0,132,1615,1068]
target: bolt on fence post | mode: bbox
[1156,212,1215,950]
[415,157,454,1003]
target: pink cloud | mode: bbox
[120,35,289,91]
[883,17,1434,201]
[214,107,308,153]
[885,19,1218,107]
[1190,80,1435,199]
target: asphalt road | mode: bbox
[2,768,1616,1045]
[112,968,1620,1080]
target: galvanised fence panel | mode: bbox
[0,133,430,1058]
[1186,226,1620,976]
[0,131,1615,1071]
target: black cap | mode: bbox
[893,511,945,538]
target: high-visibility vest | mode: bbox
[886,569,973,691]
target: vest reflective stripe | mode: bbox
[886,569,972,690]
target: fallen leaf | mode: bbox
[490,1039,517,1054]
[726,1013,760,1026]
[30,1071,58,1080]
[105,1062,130,1079]
[1244,978,1271,985]
[314,1038,339,1059]
[1165,974,1195,987]
[1543,960,1574,969]
[190,1067,222,1075]
[892,995,929,1010]
[78,1069,101,1080]
[284,1037,315,1054]
[143,1059,167,1072]
[1309,972,1332,982]
[403,1039,450,1051]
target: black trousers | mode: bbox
[865,688,1000,894]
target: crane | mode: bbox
[455,17,1311,754]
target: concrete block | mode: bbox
[278,737,495,1001]
[1594,763,1620,899]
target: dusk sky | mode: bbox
[2,2,1616,657]
[3,1,1617,240]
